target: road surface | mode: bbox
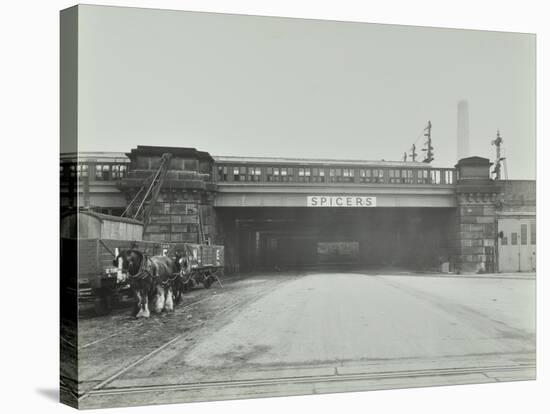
[76,271,536,408]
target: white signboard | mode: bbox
[306,196,377,207]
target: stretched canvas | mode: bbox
[60,4,536,409]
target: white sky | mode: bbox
[75,5,536,179]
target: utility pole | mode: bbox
[422,121,434,163]
[409,144,417,162]
[491,129,505,180]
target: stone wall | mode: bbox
[454,157,500,273]
[143,190,218,244]
[455,193,498,273]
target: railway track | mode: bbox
[79,296,211,350]
[78,277,293,403]
[79,363,535,406]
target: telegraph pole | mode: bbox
[409,144,417,162]
[422,121,434,163]
[491,129,505,180]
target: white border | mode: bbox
[0,1,547,413]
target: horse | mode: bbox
[172,252,192,304]
[114,249,177,318]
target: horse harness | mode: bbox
[129,252,177,288]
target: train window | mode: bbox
[341,168,354,182]
[402,170,413,184]
[266,167,278,182]
[267,167,280,182]
[288,168,295,182]
[111,165,126,179]
[77,164,88,179]
[95,165,110,180]
[511,232,518,245]
[233,167,241,181]
[358,169,371,183]
[418,170,429,184]
[530,221,536,245]
[247,166,261,181]
[297,167,311,182]
[430,170,441,184]
[218,166,228,181]
[310,168,324,182]
[328,168,340,182]
[372,169,384,183]
[389,169,401,183]
[281,168,287,176]
[521,224,528,245]
[445,170,455,184]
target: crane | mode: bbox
[121,152,172,233]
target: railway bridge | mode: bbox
[61,146,535,274]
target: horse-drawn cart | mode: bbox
[177,243,225,291]
[62,210,226,316]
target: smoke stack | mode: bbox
[457,100,470,160]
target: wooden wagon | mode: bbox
[61,210,152,315]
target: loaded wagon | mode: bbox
[177,243,225,290]
[61,210,154,315]
[61,210,225,316]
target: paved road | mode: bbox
[80,272,536,408]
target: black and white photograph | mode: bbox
[56,4,541,410]
[60,5,537,408]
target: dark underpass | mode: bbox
[217,207,456,273]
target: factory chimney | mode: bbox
[457,100,470,160]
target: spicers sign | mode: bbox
[307,196,377,207]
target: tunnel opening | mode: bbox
[217,207,456,274]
